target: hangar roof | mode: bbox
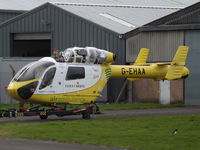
[51,0,200,34]
[1,0,199,11]
[53,2,179,34]
[0,0,199,34]
[0,0,47,11]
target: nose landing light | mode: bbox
[7,79,39,101]
[17,81,38,99]
[7,83,21,100]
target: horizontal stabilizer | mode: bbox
[127,78,141,81]
[165,66,184,80]
[134,48,149,66]
[156,62,171,66]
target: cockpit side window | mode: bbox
[66,67,85,80]
[39,67,56,89]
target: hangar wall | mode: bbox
[126,31,184,63]
[185,30,200,105]
[0,58,38,104]
[0,11,23,24]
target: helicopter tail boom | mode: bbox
[110,46,189,80]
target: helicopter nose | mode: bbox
[7,79,39,101]
[7,82,21,100]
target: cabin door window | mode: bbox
[66,67,85,80]
[64,66,86,93]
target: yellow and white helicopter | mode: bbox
[4,46,189,119]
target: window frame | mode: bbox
[65,66,85,80]
[39,66,56,90]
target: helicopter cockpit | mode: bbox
[62,47,116,64]
[11,60,56,99]
[13,61,55,82]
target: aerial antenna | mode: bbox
[9,64,16,77]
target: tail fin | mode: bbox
[126,48,149,81]
[165,46,189,80]
[134,48,149,66]
[171,46,189,65]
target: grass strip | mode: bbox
[99,103,185,110]
[0,103,185,111]
[0,114,199,150]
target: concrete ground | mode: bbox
[0,106,200,150]
[1,106,200,124]
[0,136,125,150]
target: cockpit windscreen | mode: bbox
[14,61,55,82]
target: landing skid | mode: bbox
[0,104,101,120]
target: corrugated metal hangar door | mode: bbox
[185,30,200,105]
[11,33,51,57]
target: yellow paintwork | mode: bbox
[110,46,189,80]
[172,46,188,66]
[105,52,115,64]
[110,64,165,79]
[7,79,39,103]
[110,64,189,80]
[134,48,149,66]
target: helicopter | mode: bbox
[4,46,189,119]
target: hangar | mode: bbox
[131,2,200,105]
[0,0,199,104]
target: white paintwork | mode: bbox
[36,66,57,94]
[64,64,102,93]
[39,57,57,63]
[35,63,65,94]
[159,80,170,104]
[35,62,102,94]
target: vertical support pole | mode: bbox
[115,79,128,103]
[159,80,170,104]
[128,81,132,103]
